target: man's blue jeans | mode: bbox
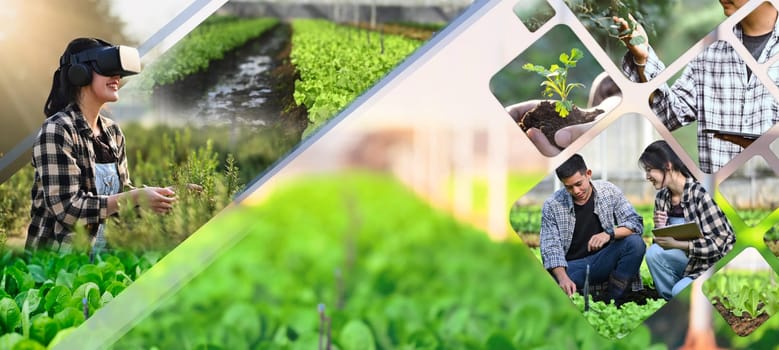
[645,243,692,300]
[566,234,646,290]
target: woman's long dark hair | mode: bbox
[43,38,111,117]
[639,140,695,180]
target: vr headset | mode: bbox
[62,43,141,86]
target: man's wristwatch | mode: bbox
[607,231,615,241]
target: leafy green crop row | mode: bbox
[126,16,279,92]
[109,173,665,349]
[703,269,779,319]
[290,19,422,136]
[571,294,666,341]
[738,209,776,227]
[0,122,248,346]
[0,250,154,348]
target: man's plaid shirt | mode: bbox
[622,23,779,174]
[540,180,644,290]
[654,178,735,280]
[26,104,131,252]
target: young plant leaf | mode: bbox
[29,315,59,346]
[522,48,586,118]
[44,286,71,316]
[339,320,376,350]
[0,298,21,334]
[629,36,646,46]
[52,307,85,330]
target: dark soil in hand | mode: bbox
[711,296,771,336]
[518,101,603,149]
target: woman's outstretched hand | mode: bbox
[134,187,177,214]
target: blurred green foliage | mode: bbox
[111,173,666,349]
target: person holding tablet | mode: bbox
[615,1,779,174]
[639,140,735,300]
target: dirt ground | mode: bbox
[711,297,771,336]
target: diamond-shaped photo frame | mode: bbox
[508,113,739,339]
[489,24,622,157]
[719,155,779,228]
[640,1,779,175]
[703,247,779,337]
[514,0,726,82]
[514,0,555,32]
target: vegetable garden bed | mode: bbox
[703,269,779,336]
[105,174,666,349]
[290,19,423,136]
[0,250,155,348]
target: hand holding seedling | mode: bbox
[612,14,649,66]
[167,183,204,193]
[507,96,618,156]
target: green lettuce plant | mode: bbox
[522,48,586,118]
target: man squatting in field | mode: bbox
[540,154,646,305]
[616,0,779,174]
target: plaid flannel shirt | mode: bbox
[26,104,131,252]
[622,23,779,174]
[540,180,644,290]
[654,178,735,280]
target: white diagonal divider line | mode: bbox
[0,131,36,181]
[46,1,239,349]
[236,0,499,203]
[52,208,259,350]
[56,0,498,349]
[138,0,230,56]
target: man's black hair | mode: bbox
[555,154,587,180]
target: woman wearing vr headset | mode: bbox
[26,38,176,255]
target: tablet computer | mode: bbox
[652,222,703,241]
[701,129,761,141]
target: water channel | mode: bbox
[114,23,307,143]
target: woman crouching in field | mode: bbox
[639,140,735,300]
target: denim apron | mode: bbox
[92,162,121,258]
